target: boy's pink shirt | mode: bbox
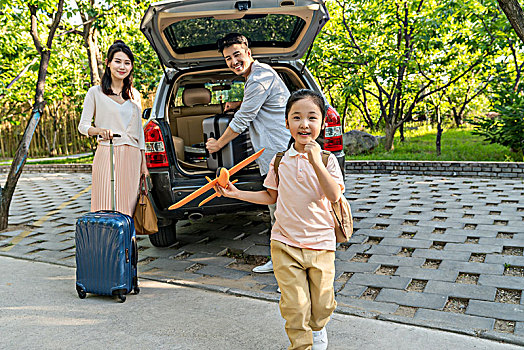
[263,146,345,252]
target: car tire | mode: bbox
[149,221,177,247]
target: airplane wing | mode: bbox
[228,148,265,176]
[168,178,218,210]
[169,148,264,210]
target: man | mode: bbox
[206,33,291,274]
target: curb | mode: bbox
[1,161,524,178]
[377,314,524,347]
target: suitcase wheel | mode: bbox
[117,293,126,303]
[76,286,86,299]
[133,277,140,295]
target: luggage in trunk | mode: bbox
[203,113,253,170]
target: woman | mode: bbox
[78,40,148,216]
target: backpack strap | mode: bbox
[274,150,331,187]
[321,150,330,167]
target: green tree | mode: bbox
[0,0,66,230]
[471,90,524,155]
[309,0,499,150]
[445,69,491,127]
[67,0,107,85]
[0,6,40,125]
[470,2,524,156]
[62,0,159,95]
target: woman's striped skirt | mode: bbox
[90,144,141,216]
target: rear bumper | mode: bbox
[148,149,344,223]
[148,169,264,222]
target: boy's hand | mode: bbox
[305,140,322,166]
[215,181,239,198]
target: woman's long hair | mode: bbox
[101,40,135,100]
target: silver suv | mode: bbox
[140,0,345,247]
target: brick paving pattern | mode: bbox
[1,172,523,345]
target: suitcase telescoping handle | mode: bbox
[97,133,121,211]
[109,134,121,211]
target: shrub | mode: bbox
[471,91,524,156]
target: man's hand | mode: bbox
[206,137,222,154]
[305,140,322,166]
[224,101,242,111]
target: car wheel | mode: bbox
[149,221,177,247]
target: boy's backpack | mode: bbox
[274,151,353,243]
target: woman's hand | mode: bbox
[140,162,149,178]
[140,151,149,178]
[98,128,113,141]
[215,181,239,199]
[305,140,322,166]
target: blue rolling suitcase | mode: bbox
[75,136,139,302]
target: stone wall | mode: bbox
[0,164,92,174]
[345,160,524,178]
[2,161,524,178]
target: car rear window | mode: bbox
[174,81,245,107]
[164,14,306,54]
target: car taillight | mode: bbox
[323,106,343,152]
[144,120,169,168]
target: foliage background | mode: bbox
[0,0,158,158]
[308,0,523,161]
[0,0,523,160]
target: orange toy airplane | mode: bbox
[168,148,265,210]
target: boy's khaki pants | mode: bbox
[271,240,336,350]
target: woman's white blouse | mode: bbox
[78,85,145,150]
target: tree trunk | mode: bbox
[84,23,104,85]
[0,129,5,158]
[0,1,64,230]
[399,123,405,143]
[384,125,396,151]
[452,107,462,128]
[436,123,443,156]
[436,110,443,157]
[0,106,46,230]
[63,112,69,155]
[498,0,524,44]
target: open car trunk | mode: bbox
[141,0,329,69]
[166,64,306,174]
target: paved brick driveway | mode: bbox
[1,172,523,345]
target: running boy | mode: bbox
[216,89,344,350]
